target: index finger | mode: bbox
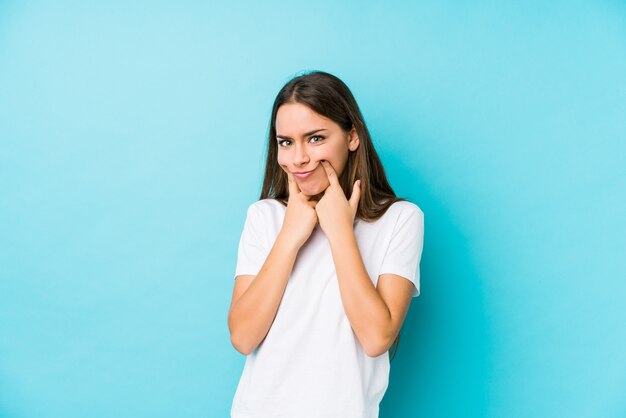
[320,160,340,187]
[286,170,301,198]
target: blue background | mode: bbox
[1,1,625,417]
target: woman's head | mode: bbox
[275,102,359,200]
[260,70,405,222]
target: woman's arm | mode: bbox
[227,230,300,355]
[311,161,415,357]
[328,226,414,358]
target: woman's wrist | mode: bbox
[276,228,303,254]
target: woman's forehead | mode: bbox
[276,103,335,135]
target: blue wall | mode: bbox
[1,1,625,417]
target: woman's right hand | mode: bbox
[280,171,319,249]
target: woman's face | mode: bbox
[275,103,359,200]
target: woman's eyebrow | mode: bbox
[276,128,328,140]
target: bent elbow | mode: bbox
[230,334,255,356]
[363,337,392,358]
[364,346,388,358]
[228,314,253,355]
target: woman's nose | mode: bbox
[294,144,310,165]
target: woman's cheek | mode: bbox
[277,155,287,170]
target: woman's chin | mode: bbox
[301,187,324,201]
[295,175,329,199]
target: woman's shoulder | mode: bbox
[357,198,423,226]
[246,198,286,215]
[383,199,424,219]
[376,200,424,238]
[394,199,423,214]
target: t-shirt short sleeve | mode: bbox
[234,203,269,278]
[379,204,424,297]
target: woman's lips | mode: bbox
[293,169,314,179]
[293,171,313,179]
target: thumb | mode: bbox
[349,179,361,211]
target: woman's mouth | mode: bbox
[293,169,314,179]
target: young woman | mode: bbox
[227,70,424,418]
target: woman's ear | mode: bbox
[348,127,359,151]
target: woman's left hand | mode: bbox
[315,160,361,240]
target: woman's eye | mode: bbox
[277,136,325,148]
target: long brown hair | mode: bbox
[259,70,409,361]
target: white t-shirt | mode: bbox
[231,198,424,418]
